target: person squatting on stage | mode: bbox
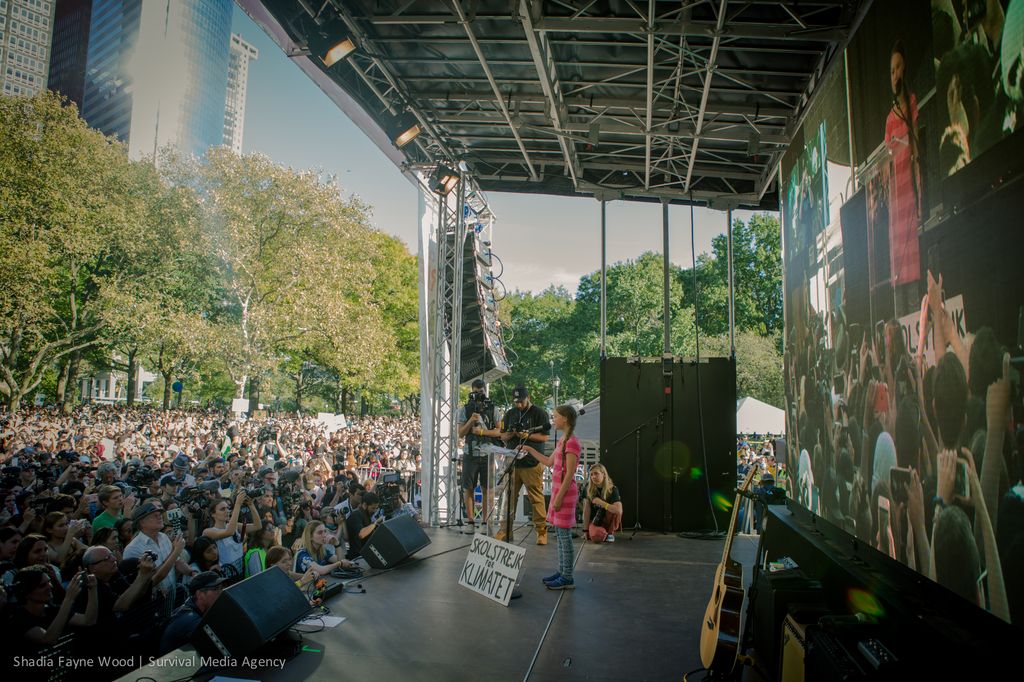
[582,463,622,543]
[457,379,498,533]
[518,405,579,589]
[498,386,551,545]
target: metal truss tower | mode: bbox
[425,182,466,526]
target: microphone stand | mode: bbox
[606,410,665,540]
[493,435,530,601]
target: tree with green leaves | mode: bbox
[191,148,385,401]
[0,93,157,410]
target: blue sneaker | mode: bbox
[546,575,575,590]
[542,572,561,584]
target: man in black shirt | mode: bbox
[345,492,381,561]
[498,386,551,544]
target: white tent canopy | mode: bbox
[573,395,784,443]
[573,396,601,442]
[736,397,785,435]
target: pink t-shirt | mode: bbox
[546,435,580,529]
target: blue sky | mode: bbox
[231,7,773,295]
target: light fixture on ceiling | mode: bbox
[432,164,460,196]
[387,111,422,148]
[310,22,356,67]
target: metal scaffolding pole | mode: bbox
[600,199,607,358]
[727,207,735,358]
[662,201,670,354]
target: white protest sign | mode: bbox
[316,412,348,433]
[897,294,966,366]
[458,534,526,606]
[231,398,250,416]
[100,438,116,461]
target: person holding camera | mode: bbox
[498,386,551,545]
[457,379,498,534]
[345,491,382,560]
[9,566,97,649]
[202,490,260,579]
[43,511,90,570]
[168,453,196,489]
[79,545,156,625]
[122,503,191,596]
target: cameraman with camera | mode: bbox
[256,423,288,461]
[457,380,498,534]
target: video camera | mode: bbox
[257,424,278,443]
[466,390,494,420]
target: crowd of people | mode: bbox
[786,272,1024,625]
[0,405,421,674]
[736,436,783,483]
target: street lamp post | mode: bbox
[553,376,560,407]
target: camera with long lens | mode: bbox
[257,424,278,443]
[176,486,209,515]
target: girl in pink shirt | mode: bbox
[519,405,579,590]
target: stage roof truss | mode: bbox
[245,0,866,209]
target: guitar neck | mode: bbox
[719,468,757,565]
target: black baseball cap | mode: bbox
[471,378,486,389]
[189,571,226,595]
[512,386,529,401]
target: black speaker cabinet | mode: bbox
[191,567,310,659]
[600,356,736,532]
[774,438,788,467]
[361,513,431,568]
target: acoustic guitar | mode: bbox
[699,466,758,675]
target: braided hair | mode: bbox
[554,405,578,459]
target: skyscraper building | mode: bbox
[1,0,57,97]
[223,32,257,154]
[79,0,232,159]
[47,0,91,109]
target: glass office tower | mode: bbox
[223,32,258,154]
[81,0,232,159]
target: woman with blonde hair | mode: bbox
[294,520,355,576]
[583,464,622,543]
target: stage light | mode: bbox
[322,36,356,66]
[432,164,460,195]
[310,23,356,67]
[387,111,422,148]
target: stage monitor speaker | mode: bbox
[361,513,431,568]
[191,566,310,659]
[774,438,788,467]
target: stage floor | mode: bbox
[129,526,758,682]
